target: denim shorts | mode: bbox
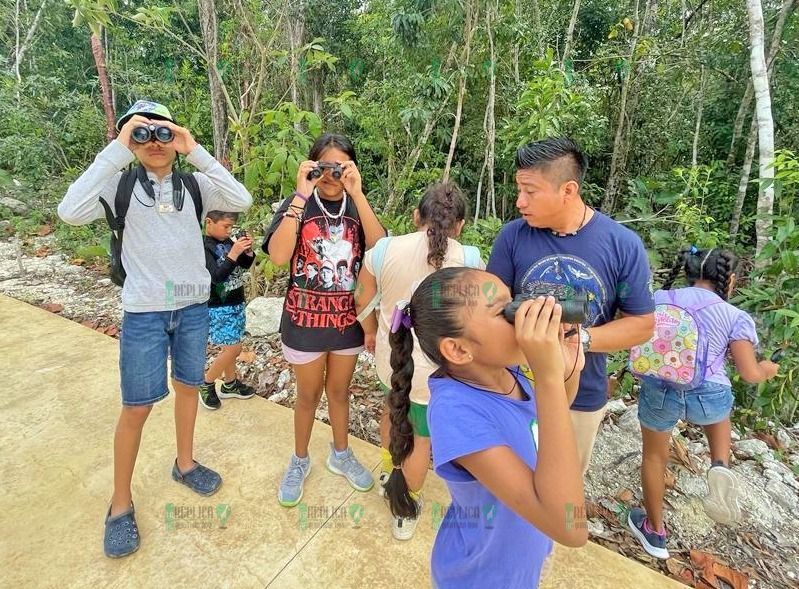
[638,379,734,432]
[209,303,246,346]
[119,302,209,406]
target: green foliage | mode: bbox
[460,217,503,261]
[231,102,322,221]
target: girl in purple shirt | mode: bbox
[629,247,780,560]
[388,267,588,588]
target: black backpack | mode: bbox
[99,165,202,286]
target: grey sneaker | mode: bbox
[278,454,312,507]
[326,443,374,492]
[627,507,669,559]
[171,460,222,496]
[104,503,140,558]
[703,464,741,524]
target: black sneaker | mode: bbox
[199,382,221,410]
[218,379,255,400]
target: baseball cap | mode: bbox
[116,100,175,131]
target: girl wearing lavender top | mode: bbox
[628,247,780,560]
[388,267,588,588]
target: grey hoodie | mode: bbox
[58,140,253,313]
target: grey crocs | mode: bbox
[104,503,140,558]
[171,459,222,496]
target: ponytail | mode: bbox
[418,182,467,270]
[385,303,418,519]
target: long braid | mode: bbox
[712,250,738,300]
[419,182,467,270]
[385,308,419,519]
[662,247,691,290]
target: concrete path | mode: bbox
[0,295,685,588]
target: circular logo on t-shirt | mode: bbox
[520,254,607,326]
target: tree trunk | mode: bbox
[91,32,116,142]
[602,0,643,213]
[443,0,477,182]
[746,0,775,257]
[484,0,497,219]
[287,1,305,109]
[512,0,520,84]
[198,0,229,163]
[386,42,458,213]
[691,66,704,167]
[730,116,758,240]
[562,0,581,65]
[532,0,543,54]
[727,0,795,166]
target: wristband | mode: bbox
[292,191,309,203]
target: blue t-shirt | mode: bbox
[428,369,553,589]
[487,212,654,411]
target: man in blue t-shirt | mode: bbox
[487,137,655,475]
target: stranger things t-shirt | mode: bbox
[263,192,365,351]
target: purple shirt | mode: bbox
[665,287,758,386]
[427,369,553,589]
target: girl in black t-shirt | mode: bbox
[262,133,386,506]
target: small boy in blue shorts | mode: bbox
[200,210,256,409]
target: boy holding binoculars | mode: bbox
[58,100,252,558]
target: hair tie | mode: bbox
[390,300,413,333]
[689,245,699,255]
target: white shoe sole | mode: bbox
[326,457,374,492]
[627,513,670,559]
[278,463,311,508]
[703,466,741,525]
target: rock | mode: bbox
[733,439,772,460]
[268,390,289,403]
[688,441,706,455]
[765,479,798,511]
[98,278,112,286]
[617,404,640,432]
[245,297,284,336]
[776,429,793,450]
[606,399,627,415]
[587,519,605,536]
[731,429,741,442]
[0,197,28,215]
[276,368,291,391]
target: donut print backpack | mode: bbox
[629,289,724,390]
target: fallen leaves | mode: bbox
[36,224,52,236]
[41,302,63,313]
[238,349,257,363]
[689,550,749,589]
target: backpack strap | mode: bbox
[356,236,392,323]
[98,168,137,233]
[462,245,482,269]
[177,171,203,225]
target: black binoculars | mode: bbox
[230,228,249,241]
[132,124,174,144]
[503,285,589,325]
[307,162,342,181]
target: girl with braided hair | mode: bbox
[389,268,587,587]
[354,182,483,540]
[628,246,780,560]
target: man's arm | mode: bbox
[189,146,253,214]
[58,141,133,225]
[587,231,656,353]
[586,312,655,353]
